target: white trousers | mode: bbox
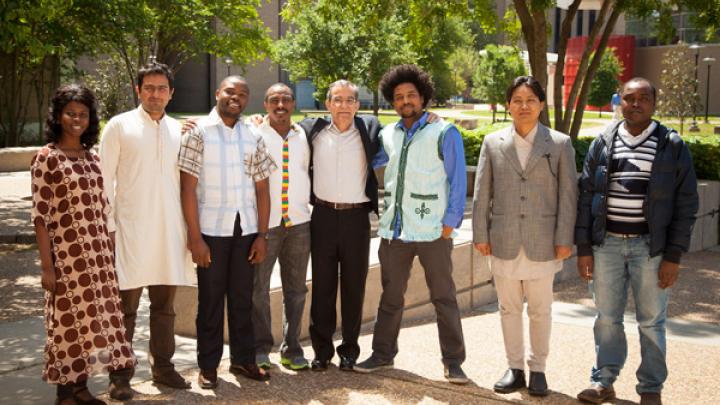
[493,273,555,372]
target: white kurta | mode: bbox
[99,106,194,289]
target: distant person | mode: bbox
[473,76,578,396]
[100,62,195,398]
[32,85,135,405]
[611,91,621,121]
[354,64,469,384]
[576,77,698,405]
[179,76,275,388]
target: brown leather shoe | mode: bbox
[577,383,616,404]
[198,369,218,389]
[152,369,192,389]
[640,392,662,405]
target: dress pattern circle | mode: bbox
[31,144,136,384]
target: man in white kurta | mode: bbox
[99,63,194,397]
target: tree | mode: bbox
[472,45,526,123]
[278,0,497,110]
[656,43,700,136]
[513,0,720,139]
[275,0,415,113]
[588,49,623,117]
[80,0,271,105]
[0,1,85,147]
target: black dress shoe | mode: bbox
[311,358,330,372]
[528,372,549,396]
[338,356,355,371]
[493,368,526,393]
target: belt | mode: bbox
[315,198,369,210]
[607,231,644,239]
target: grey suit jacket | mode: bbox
[472,124,578,261]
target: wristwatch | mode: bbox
[257,232,269,240]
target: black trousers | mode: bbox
[309,205,370,361]
[196,215,256,370]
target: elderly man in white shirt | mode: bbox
[248,83,312,371]
[100,63,195,399]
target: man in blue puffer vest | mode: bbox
[354,64,469,384]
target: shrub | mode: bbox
[461,130,720,180]
[459,122,510,166]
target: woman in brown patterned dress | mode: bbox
[31,85,136,405]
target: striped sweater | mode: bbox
[606,122,658,235]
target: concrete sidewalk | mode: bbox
[1,295,718,404]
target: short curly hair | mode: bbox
[380,64,434,108]
[45,84,100,149]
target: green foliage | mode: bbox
[459,122,511,166]
[657,43,701,136]
[278,0,494,107]
[684,136,720,180]
[588,49,623,113]
[82,54,133,120]
[472,45,526,123]
[572,135,720,180]
[447,47,479,99]
[0,0,89,146]
[275,0,415,109]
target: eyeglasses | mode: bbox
[267,95,294,105]
[330,97,357,107]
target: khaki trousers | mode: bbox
[493,273,554,372]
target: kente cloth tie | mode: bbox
[281,138,292,227]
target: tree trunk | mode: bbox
[514,0,550,126]
[561,0,613,134]
[553,0,582,131]
[492,107,496,124]
[569,8,622,139]
[372,89,379,116]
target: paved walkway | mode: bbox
[1,293,718,404]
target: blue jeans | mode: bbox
[589,235,669,394]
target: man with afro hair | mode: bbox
[355,64,469,384]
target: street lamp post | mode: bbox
[224,58,232,76]
[689,44,704,132]
[704,57,716,123]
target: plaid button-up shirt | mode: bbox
[179,110,276,236]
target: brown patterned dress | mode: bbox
[30,144,136,384]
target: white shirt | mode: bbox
[312,121,369,203]
[489,124,561,280]
[251,120,311,228]
[619,120,657,147]
[99,106,194,289]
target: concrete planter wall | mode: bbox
[0,147,41,172]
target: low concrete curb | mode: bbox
[0,147,39,173]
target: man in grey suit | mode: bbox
[473,76,577,396]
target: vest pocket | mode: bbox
[410,193,438,201]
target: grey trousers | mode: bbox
[252,222,310,359]
[371,237,466,366]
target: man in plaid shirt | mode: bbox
[179,75,276,389]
